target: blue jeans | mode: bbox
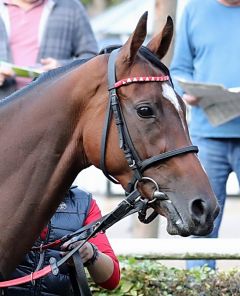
[186,136,240,270]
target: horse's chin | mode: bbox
[165,215,214,237]
[164,213,192,237]
[166,222,191,237]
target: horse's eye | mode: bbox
[137,106,154,118]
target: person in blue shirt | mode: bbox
[170,0,240,269]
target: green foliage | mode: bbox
[89,257,240,295]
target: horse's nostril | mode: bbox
[191,199,205,218]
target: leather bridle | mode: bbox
[100,46,198,199]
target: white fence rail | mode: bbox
[109,238,240,260]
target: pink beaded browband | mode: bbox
[114,75,170,89]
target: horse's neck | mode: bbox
[0,64,96,179]
[0,79,78,193]
[0,63,99,277]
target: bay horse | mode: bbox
[0,13,219,279]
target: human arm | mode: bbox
[170,7,195,98]
[84,199,120,289]
[182,93,200,106]
[64,239,117,288]
[71,1,98,60]
[62,199,120,290]
[37,2,98,70]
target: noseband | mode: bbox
[100,47,198,197]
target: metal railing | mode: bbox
[109,238,240,260]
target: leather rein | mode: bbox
[0,46,198,293]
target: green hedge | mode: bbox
[90,257,240,295]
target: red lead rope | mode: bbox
[31,239,62,252]
[0,266,51,288]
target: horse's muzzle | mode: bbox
[158,196,220,237]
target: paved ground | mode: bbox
[94,195,240,271]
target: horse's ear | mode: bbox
[146,16,173,60]
[116,12,148,67]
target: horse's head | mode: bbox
[84,12,219,237]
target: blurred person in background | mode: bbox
[7,186,120,295]
[170,0,240,269]
[0,0,98,98]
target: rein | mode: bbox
[0,189,148,289]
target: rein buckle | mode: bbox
[49,257,59,276]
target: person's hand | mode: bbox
[61,239,94,264]
[182,93,200,106]
[0,67,15,86]
[40,57,61,71]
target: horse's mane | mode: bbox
[0,58,92,106]
[35,58,91,84]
